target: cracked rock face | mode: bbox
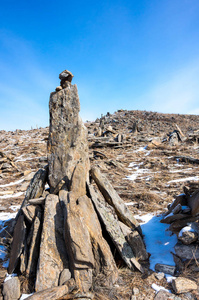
[47,84,90,193]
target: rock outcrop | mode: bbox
[6,70,147,298]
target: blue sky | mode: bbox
[0,0,199,130]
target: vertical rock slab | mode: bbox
[88,184,143,273]
[26,206,43,278]
[60,190,94,292]
[47,85,90,192]
[8,214,26,274]
[90,166,142,234]
[60,190,118,291]
[35,194,69,292]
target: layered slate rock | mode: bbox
[48,84,90,193]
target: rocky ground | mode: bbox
[0,109,199,299]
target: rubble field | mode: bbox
[1,109,199,299]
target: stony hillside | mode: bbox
[0,109,199,299]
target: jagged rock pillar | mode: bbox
[47,77,90,194]
[47,71,118,292]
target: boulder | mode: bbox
[171,277,197,294]
[178,225,198,245]
[188,189,199,216]
[59,70,74,82]
[2,277,20,300]
[119,221,148,261]
[175,242,199,260]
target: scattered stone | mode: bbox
[154,290,181,300]
[171,277,197,294]
[59,69,74,82]
[155,272,165,280]
[119,221,148,261]
[27,278,76,300]
[55,86,62,92]
[188,189,199,216]
[155,263,176,276]
[175,242,199,260]
[59,269,71,286]
[178,226,198,245]
[2,277,20,300]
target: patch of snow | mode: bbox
[126,168,151,181]
[0,211,18,222]
[136,214,177,272]
[0,178,24,188]
[128,162,143,168]
[168,176,199,183]
[151,283,170,293]
[0,192,24,199]
[125,202,136,206]
[169,168,192,173]
[4,273,17,282]
[165,275,176,283]
[20,294,34,300]
[134,146,148,152]
[9,205,21,212]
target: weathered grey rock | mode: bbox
[178,227,198,245]
[22,205,36,223]
[119,221,148,261]
[59,69,74,82]
[2,277,20,300]
[188,189,199,216]
[175,242,199,260]
[171,277,197,294]
[172,203,182,214]
[88,184,143,272]
[28,197,45,205]
[59,268,71,286]
[8,214,26,274]
[90,166,141,234]
[35,194,69,292]
[47,85,90,193]
[25,166,48,201]
[60,190,118,291]
[165,194,187,217]
[1,163,12,170]
[55,86,62,92]
[155,263,175,275]
[154,290,181,300]
[27,278,76,300]
[155,272,165,280]
[26,206,43,277]
[161,213,190,224]
[169,216,199,232]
